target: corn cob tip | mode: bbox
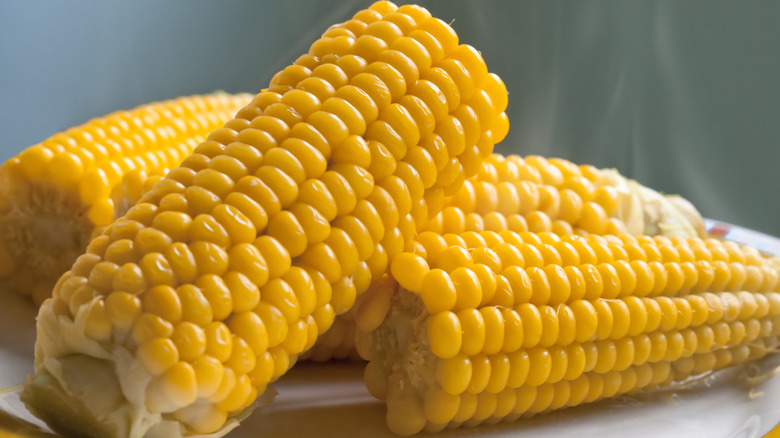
[21,359,144,438]
[411,154,706,242]
[598,168,705,239]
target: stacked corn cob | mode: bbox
[360,231,780,435]
[303,152,707,362]
[0,92,252,305]
[21,2,509,437]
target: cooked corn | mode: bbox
[304,152,707,362]
[0,92,252,305]
[21,2,508,437]
[360,231,780,435]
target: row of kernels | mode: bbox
[27,94,235,170]
[425,205,579,236]
[77,234,267,294]
[431,328,717,401]
[633,235,760,268]
[670,334,779,384]
[495,232,777,295]
[419,360,672,430]
[446,153,622,213]
[16,94,250,228]
[619,235,714,264]
[403,251,652,310]
[701,290,780,324]
[390,334,712,430]
[424,289,780,363]
[440,334,778,430]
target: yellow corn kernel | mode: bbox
[390,252,430,291]
[137,337,180,376]
[228,311,269,356]
[420,268,457,313]
[429,311,462,359]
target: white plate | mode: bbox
[2,220,780,438]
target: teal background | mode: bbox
[1,1,779,235]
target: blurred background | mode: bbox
[1,1,779,235]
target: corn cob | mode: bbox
[0,92,252,305]
[21,2,508,437]
[303,152,706,362]
[358,230,780,435]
